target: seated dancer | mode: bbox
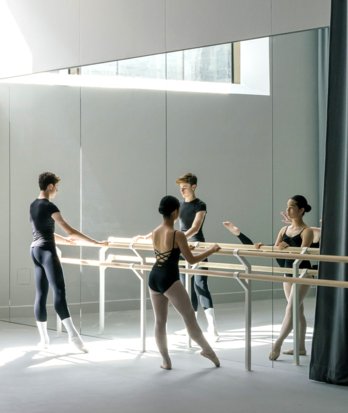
[223,195,315,360]
[146,195,221,370]
[30,172,107,352]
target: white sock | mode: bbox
[62,317,79,338]
[62,317,88,353]
[36,321,50,347]
[204,308,219,337]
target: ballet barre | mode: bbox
[56,238,348,371]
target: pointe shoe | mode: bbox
[200,350,220,367]
[282,349,307,356]
[269,347,281,361]
[69,335,88,353]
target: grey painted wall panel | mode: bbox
[4,0,80,75]
[166,93,274,297]
[80,88,166,306]
[272,31,319,226]
[8,85,81,323]
[0,85,10,319]
[165,0,272,51]
[79,0,166,67]
[271,0,331,35]
[1,0,330,78]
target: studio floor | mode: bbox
[0,297,347,413]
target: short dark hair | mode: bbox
[175,172,197,186]
[158,195,180,218]
[38,172,60,190]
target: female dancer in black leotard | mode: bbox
[223,195,314,361]
[148,195,221,370]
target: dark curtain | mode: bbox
[309,0,348,385]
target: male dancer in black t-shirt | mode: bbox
[30,172,107,351]
[176,173,219,339]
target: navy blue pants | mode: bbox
[31,246,70,322]
[180,258,213,311]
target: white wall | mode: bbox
[0,0,330,78]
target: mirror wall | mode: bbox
[0,27,328,368]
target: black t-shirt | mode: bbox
[30,198,60,247]
[179,198,206,242]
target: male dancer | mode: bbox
[176,173,219,339]
[30,172,107,351]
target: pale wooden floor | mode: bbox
[0,296,347,413]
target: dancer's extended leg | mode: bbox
[270,282,310,360]
[165,281,220,367]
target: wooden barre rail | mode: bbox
[60,257,348,289]
[57,237,348,370]
[56,236,348,264]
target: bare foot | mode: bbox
[222,221,241,236]
[200,350,220,367]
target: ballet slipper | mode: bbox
[160,364,172,370]
[269,347,281,361]
[69,336,88,353]
[160,357,172,370]
[222,221,241,236]
[200,350,220,367]
[282,349,307,356]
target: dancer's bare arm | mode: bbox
[184,211,205,239]
[176,231,220,264]
[52,212,108,246]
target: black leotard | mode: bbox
[148,231,181,294]
[277,227,312,276]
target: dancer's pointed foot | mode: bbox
[282,349,307,356]
[160,356,172,370]
[222,221,241,236]
[200,350,220,367]
[69,335,88,353]
[269,347,281,361]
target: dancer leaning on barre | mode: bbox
[30,172,108,352]
[176,172,219,339]
[223,195,314,361]
[145,195,221,370]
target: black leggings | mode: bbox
[238,232,254,245]
[31,246,70,322]
[180,260,213,311]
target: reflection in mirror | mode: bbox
[0,28,328,370]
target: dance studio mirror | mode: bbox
[0,27,328,368]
